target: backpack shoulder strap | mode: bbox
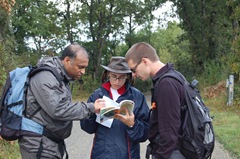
[150,70,186,113]
[151,70,189,113]
[29,65,64,88]
[25,66,65,118]
[157,70,199,89]
[156,70,186,86]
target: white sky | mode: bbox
[152,1,179,29]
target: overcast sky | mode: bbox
[152,1,179,29]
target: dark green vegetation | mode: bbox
[0,0,239,158]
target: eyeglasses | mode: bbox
[109,75,127,82]
[130,59,142,73]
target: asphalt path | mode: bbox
[65,95,236,159]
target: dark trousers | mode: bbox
[152,150,186,159]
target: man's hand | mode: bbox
[94,98,105,113]
[114,106,135,127]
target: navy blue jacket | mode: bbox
[80,82,149,159]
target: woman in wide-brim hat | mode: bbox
[100,56,134,87]
[81,56,149,159]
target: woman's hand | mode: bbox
[114,106,135,127]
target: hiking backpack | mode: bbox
[153,70,215,159]
[0,65,64,141]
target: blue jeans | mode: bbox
[152,150,186,159]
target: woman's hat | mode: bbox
[101,56,132,74]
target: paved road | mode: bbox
[66,95,236,159]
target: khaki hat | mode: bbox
[101,56,132,74]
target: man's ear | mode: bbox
[142,57,148,64]
[63,56,71,65]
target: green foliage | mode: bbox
[71,80,91,100]
[171,0,233,72]
[80,0,129,77]
[132,78,152,93]
[0,3,17,91]
[0,38,16,90]
[227,0,240,84]
[199,60,228,86]
[229,29,240,81]
[79,75,101,94]
[115,43,129,57]
[0,6,10,40]
[233,82,240,106]
[150,22,197,80]
[78,0,163,79]
[0,68,7,92]
[116,22,228,87]
[12,0,64,55]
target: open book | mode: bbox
[100,96,135,122]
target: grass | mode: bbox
[1,88,240,159]
[205,91,240,159]
[0,140,20,159]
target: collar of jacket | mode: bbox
[152,63,175,85]
[102,81,126,99]
[55,57,73,82]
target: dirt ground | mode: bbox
[211,140,236,159]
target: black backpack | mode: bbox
[0,65,64,141]
[152,70,215,159]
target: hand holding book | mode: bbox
[114,106,135,127]
[100,96,135,122]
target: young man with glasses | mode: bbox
[80,56,149,159]
[125,42,186,159]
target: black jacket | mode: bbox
[148,63,185,159]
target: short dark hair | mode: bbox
[59,42,88,60]
[125,42,159,63]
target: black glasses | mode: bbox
[109,75,127,82]
[130,59,142,73]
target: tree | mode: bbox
[12,0,62,59]
[0,0,16,89]
[171,0,233,73]
[227,0,240,80]
[124,0,167,48]
[0,0,15,40]
[55,0,85,45]
[78,0,164,79]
